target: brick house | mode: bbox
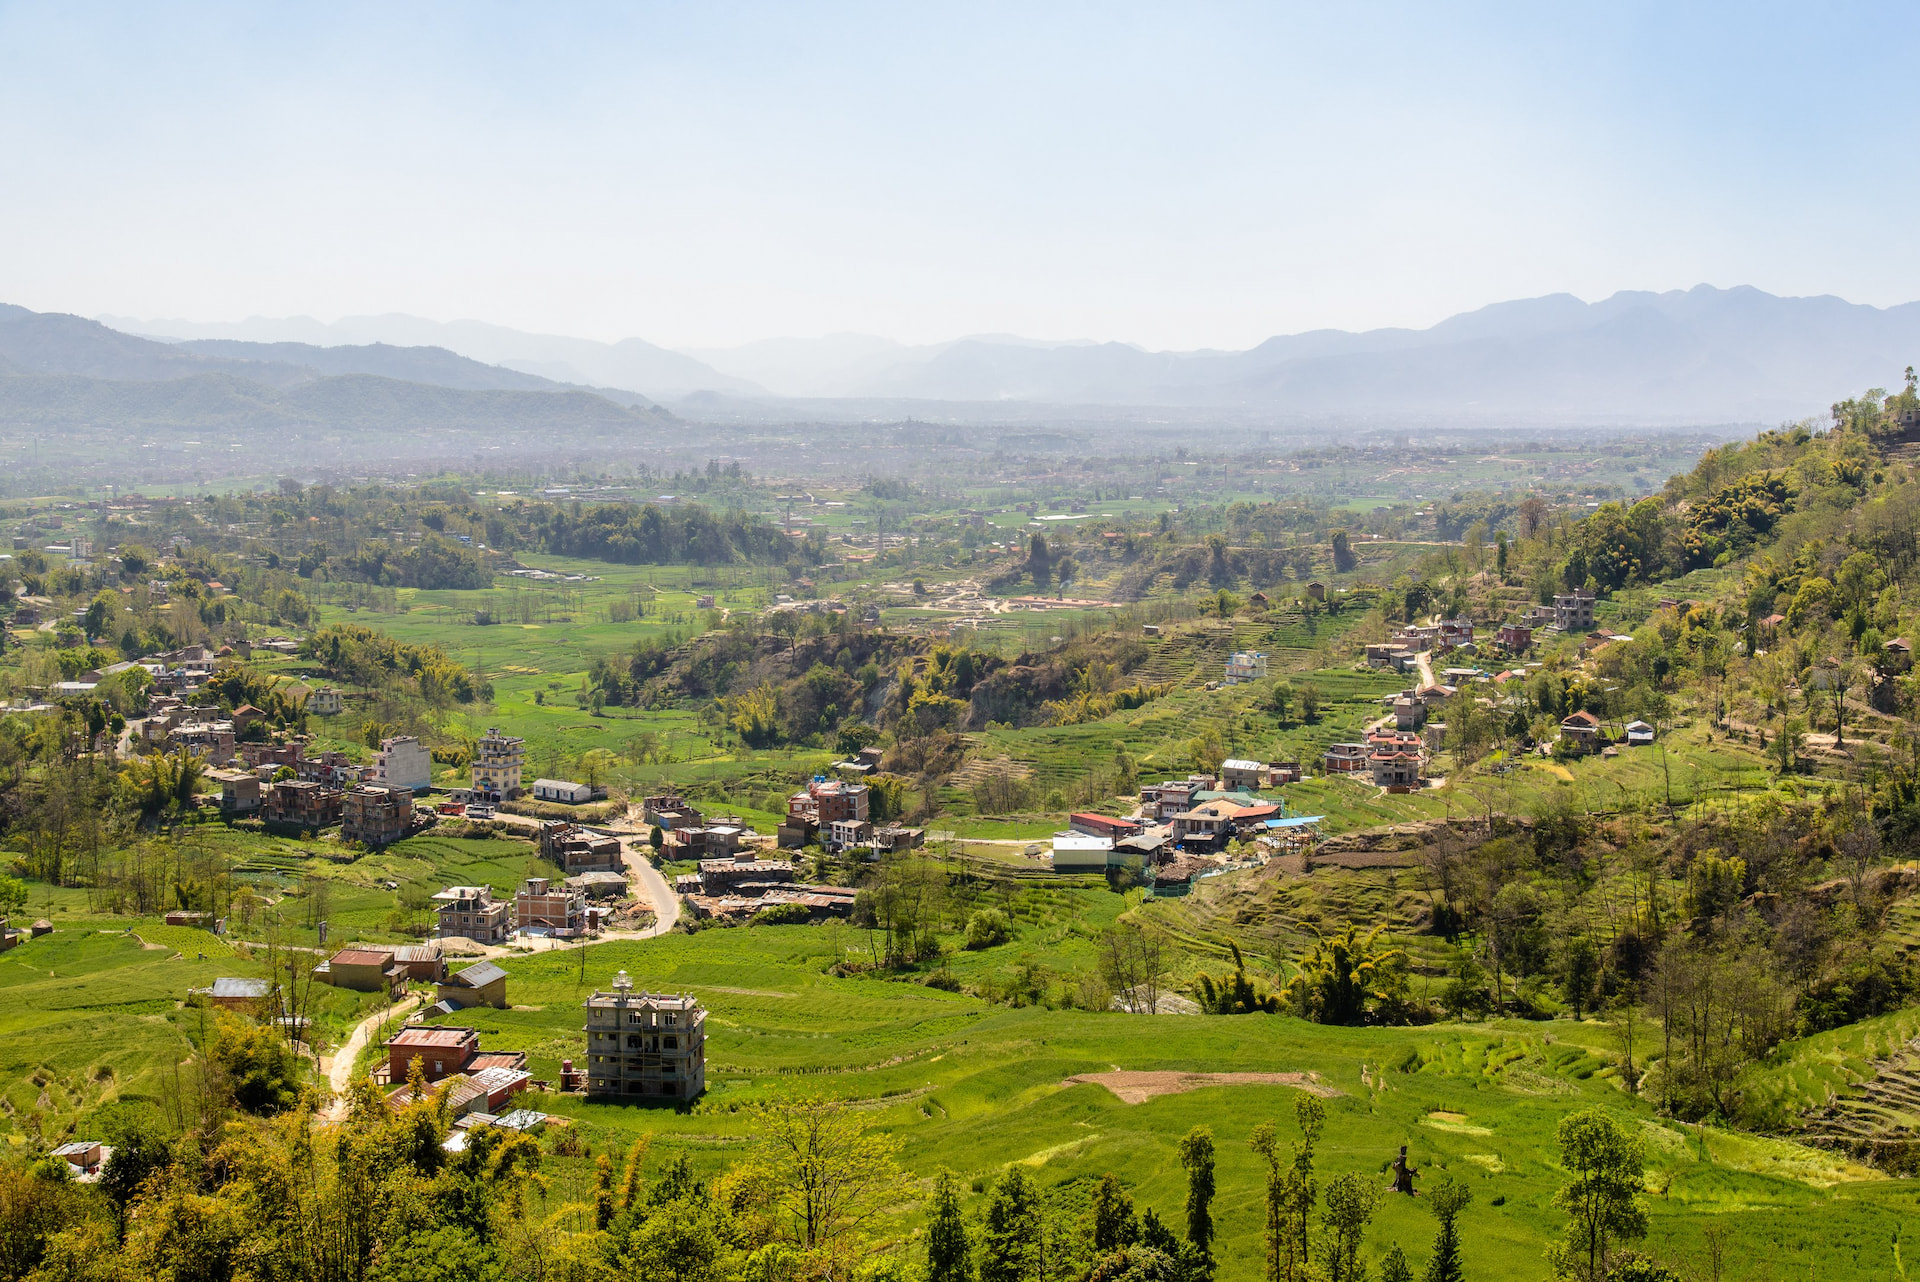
[386,1026,481,1084]
[263,779,343,828]
[515,876,586,934]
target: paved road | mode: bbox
[623,847,680,937]
[466,809,680,949]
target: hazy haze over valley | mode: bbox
[106,283,1920,426]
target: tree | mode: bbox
[207,1011,302,1114]
[1088,1173,1138,1252]
[1422,1177,1471,1282]
[649,825,664,851]
[1319,1171,1378,1282]
[748,1096,901,1251]
[1251,1095,1323,1282]
[1282,926,1408,1025]
[594,1154,615,1230]
[927,1170,972,1282]
[1331,530,1356,573]
[977,1167,1042,1282]
[1299,686,1321,724]
[1548,1110,1647,1282]
[1100,923,1171,1014]
[0,874,26,920]
[1176,1126,1216,1272]
[1194,942,1282,1014]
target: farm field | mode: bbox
[385,921,1915,1282]
[0,924,391,1134]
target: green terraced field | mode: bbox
[380,922,1918,1282]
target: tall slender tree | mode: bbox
[1423,1177,1472,1282]
[927,1171,972,1282]
[1177,1125,1217,1276]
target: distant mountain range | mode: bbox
[0,303,671,439]
[110,286,1920,425]
[103,310,757,401]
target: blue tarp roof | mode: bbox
[1262,816,1326,829]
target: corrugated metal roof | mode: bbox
[449,961,507,988]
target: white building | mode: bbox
[1225,651,1269,684]
[1050,834,1114,871]
[374,735,433,793]
[531,778,593,804]
[309,688,344,716]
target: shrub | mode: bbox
[965,908,1011,950]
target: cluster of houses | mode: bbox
[775,776,924,857]
[204,734,431,847]
[1048,767,1326,888]
[428,873,612,945]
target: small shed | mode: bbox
[530,779,593,804]
[1624,720,1655,746]
[437,960,509,1010]
[196,977,272,1010]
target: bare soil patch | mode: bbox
[1065,1070,1341,1104]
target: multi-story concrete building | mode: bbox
[342,784,412,847]
[433,885,512,944]
[373,735,433,793]
[1225,651,1269,684]
[298,751,365,790]
[472,728,525,801]
[582,972,707,1102]
[209,769,261,815]
[1553,589,1596,631]
[308,688,344,716]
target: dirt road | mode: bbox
[323,992,421,1096]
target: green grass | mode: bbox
[0,924,390,1139]
[371,920,1920,1281]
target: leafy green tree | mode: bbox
[927,1170,972,1282]
[749,1096,901,1252]
[1319,1171,1378,1282]
[1088,1173,1138,1252]
[1422,1177,1471,1282]
[1379,1242,1413,1282]
[1176,1125,1216,1272]
[1251,1095,1323,1282]
[207,1011,302,1115]
[1282,926,1409,1025]
[1548,1110,1646,1281]
[977,1167,1042,1282]
[369,1225,505,1282]
[0,874,26,920]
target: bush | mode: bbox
[965,908,1011,950]
[750,903,812,927]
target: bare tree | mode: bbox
[1100,921,1171,1013]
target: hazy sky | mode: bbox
[3,2,1918,350]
